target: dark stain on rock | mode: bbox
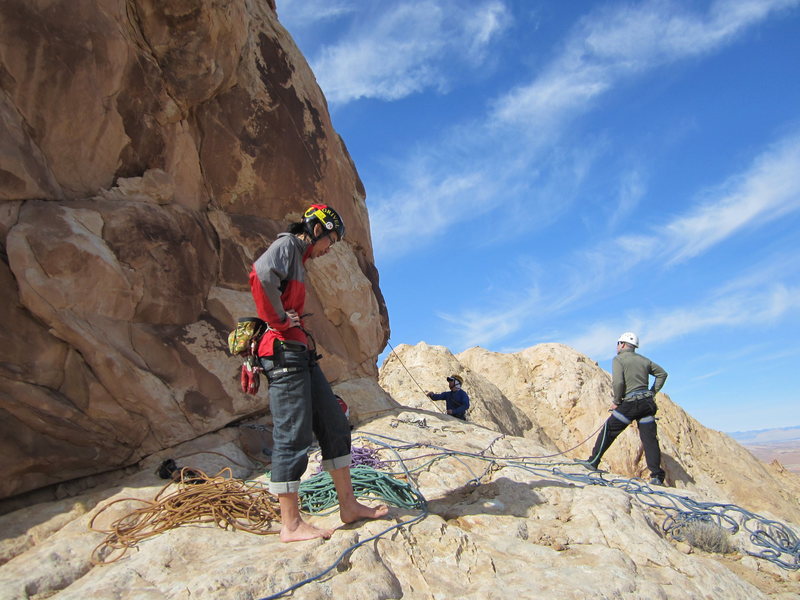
[115,58,167,179]
[0,170,26,194]
[255,32,293,88]
[183,390,215,418]
[194,86,248,204]
[253,32,326,185]
[159,4,203,28]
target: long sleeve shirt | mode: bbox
[249,233,312,357]
[429,389,470,417]
[612,349,668,404]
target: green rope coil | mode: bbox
[299,465,425,514]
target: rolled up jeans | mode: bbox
[260,349,351,495]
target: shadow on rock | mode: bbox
[427,476,569,520]
[663,453,695,486]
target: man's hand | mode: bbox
[426,391,434,398]
[610,404,618,411]
[285,309,301,328]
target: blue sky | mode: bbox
[278,0,800,433]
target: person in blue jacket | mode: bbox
[426,375,470,420]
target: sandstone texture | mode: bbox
[380,343,800,525]
[1,344,798,598]
[3,2,800,598]
[0,0,391,499]
[1,409,798,599]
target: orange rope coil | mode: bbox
[90,467,280,564]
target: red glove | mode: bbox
[240,363,261,395]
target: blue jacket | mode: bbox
[429,389,470,418]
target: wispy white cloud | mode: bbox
[370,167,494,257]
[308,0,511,105]
[372,130,604,261]
[579,131,800,275]
[463,2,511,63]
[608,169,647,229]
[437,131,800,351]
[565,282,800,360]
[491,0,799,129]
[689,369,726,382]
[437,282,544,349]
[664,134,800,263]
[370,0,797,258]
[277,0,356,28]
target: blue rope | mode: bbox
[360,430,800,571]
[256,430,798,599]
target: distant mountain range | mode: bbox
[727,425,800,444]
[728,425,800,474]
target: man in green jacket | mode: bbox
[578,332,668,485]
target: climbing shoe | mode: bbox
[574,459,599,472]
[648,477,664,486]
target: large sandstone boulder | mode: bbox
[0,0,389,499]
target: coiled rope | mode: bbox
[299,465,424,514]
[89,467,280,565]
[257,438,429,600]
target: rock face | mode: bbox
[3,3,799,597]
[0,0,390,499]
[380,342,800,524]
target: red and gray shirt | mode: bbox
[249,233,312,357]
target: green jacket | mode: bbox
[612,348,667,404]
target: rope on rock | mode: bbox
[258,439,429,600]
[312,444,388,475]
[89,467,280,565]
[87,429,798,600]
[359,430,800,572]
[386,340,445,413]
[299,465,426,514]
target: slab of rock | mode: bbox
[1,412,797,599]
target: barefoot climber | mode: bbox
[249,204,389,542]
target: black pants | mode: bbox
[588,397,665,480]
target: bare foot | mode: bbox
[280,516,334,543]
[339,501,390,524]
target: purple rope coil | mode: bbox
[313,445,385,474]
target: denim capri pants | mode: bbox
[260,348,351,494]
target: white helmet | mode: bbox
[617,332,639,347]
